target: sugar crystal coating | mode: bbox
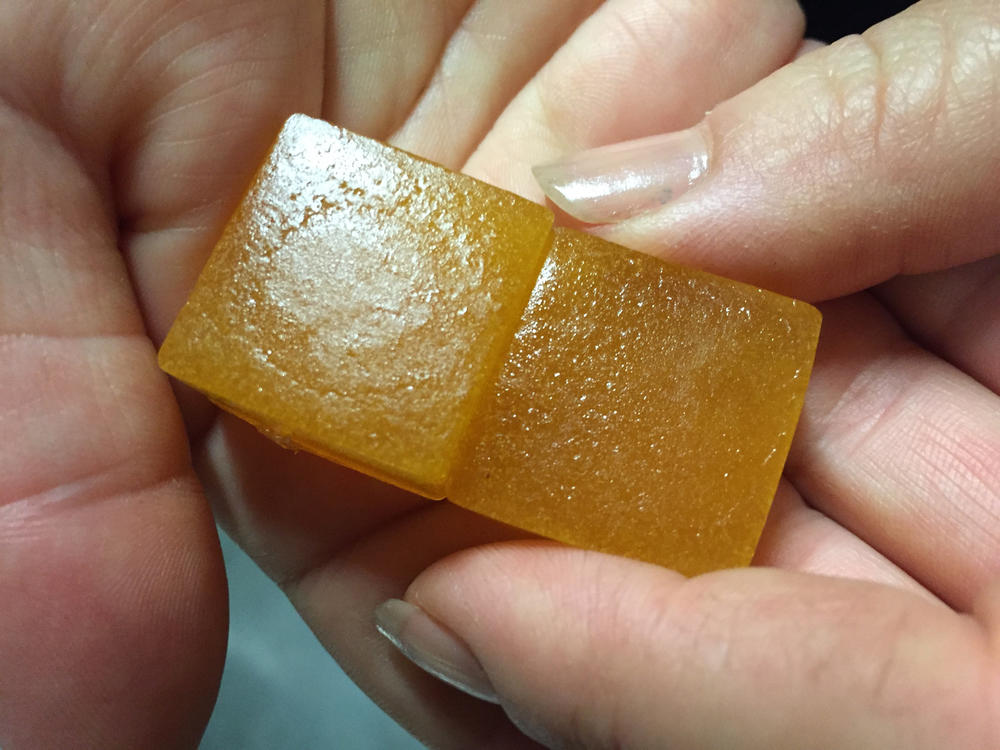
[448,228,821,575]
[158,115,554,497]
[159,114,822,572]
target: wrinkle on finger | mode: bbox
[754,479,938,603]
[787,294,1000,610]
[875,255,1000,396]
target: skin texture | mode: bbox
[0,1,997,748]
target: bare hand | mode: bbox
[1,1,997,748]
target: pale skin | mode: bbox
[1,0,999,747]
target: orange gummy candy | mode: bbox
[158,115,553,498]
[160,115,821,573]
[449,228,820,574]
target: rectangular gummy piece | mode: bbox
[158,115,554,498]
[448,228,821,575]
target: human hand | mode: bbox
[1,1,997,749]
[386,1,1000,748]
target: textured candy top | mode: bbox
[158,115,554,497]
[449,228,821,574]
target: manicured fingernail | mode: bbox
[532,123,711,224]
[375,598,499,704]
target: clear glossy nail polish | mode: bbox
[533,124,711,224]
[375,598,500,704]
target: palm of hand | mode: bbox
[2,1,998,748]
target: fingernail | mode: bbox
[375,598,500,704]
[532,123,711,224]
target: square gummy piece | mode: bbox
[159,115,553,498]
[448,228,821,574]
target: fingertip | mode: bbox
[407,544,991,749]
[532,125,712,224]
[563,4,1000,299]
[375,598,500,705]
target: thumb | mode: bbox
[380,546,999,749]
[534,0,1000,300]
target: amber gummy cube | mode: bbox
[158,115,553,498]
[449,228,821,575]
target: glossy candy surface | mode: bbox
[449,229,821,575]
[158,115,553,497]
[160,114,821,573]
